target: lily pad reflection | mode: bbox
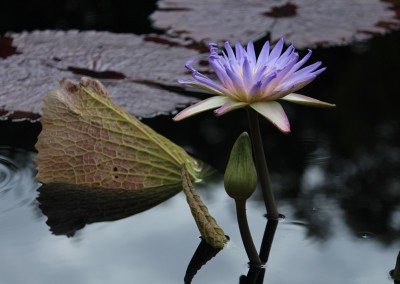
[37,183,182,236]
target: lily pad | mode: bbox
[150,0,400,48]
[35,77,206,189]
[0,30,203,120]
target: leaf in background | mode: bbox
[37,182,182,237]
[7,30,204,86]
[151,0,400,48]
[35,77,205,189]
[181,165,227,249]
[0,31,203,120]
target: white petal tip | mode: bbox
[172,114,184,121]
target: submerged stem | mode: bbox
[246,108,279,220]
[235,199,262,266]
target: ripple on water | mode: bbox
[0,147,39,214]
[301,138,332,165]
[357,231,375,239]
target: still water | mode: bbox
[0,141,398,284]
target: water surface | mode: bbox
[0,145,398,284]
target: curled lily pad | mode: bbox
[0,31,202,120]
[35,77,206,189]
[151,0,400,48]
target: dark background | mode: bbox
[0,0,159,35]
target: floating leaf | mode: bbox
[37,182,182,237]
[0,31,202,120]
[181,164,227,249]
[35,77,205,189]
[8,30,202,85]
[0,56,78,120]
[151,0,400,48]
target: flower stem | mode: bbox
[235,199,262,266]
[246,108,279,220]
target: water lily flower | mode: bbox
[173,38,335,133]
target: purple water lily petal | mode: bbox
[256,40,270,71]
[246,41,257,68]
[176,38,335,131]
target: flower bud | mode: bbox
[224,132,257,201]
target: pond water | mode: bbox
[1,2,400,284]
[0,142,399,284]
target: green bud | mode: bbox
[224,132,257,201]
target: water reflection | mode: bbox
[259,218,279,263]
[0,146,398,283]
[331,120,400,243]
[239,266,265,284]
[184,215,279,284]
[38,182,182,236]
[239,218,279,284]
[391,251,400,284]
[184,239,222,284]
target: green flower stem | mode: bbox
[246,108,279,220]
[235,199,262,266]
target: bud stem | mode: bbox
[235,199,262,266]
[246,108,279,220]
